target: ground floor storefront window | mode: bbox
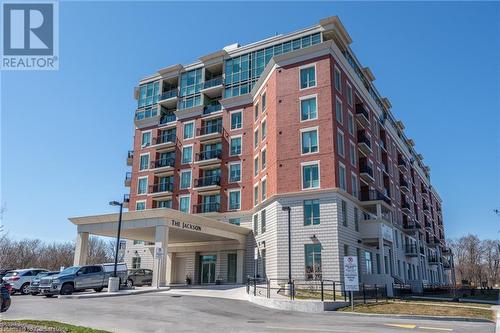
[304,243,322,280]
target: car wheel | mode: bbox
[60,283,74,295]
[126,279,134,288]
[93,287,103,292]
[44,294,54,298]
[20,283,30,295]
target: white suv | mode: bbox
[2,269,48,295]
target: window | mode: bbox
[261,178,267,201]
[183,122,194,140]
[132,257,141,269]
[179,195,190,213]
[136,201,146,210]
[230,136,242,156]
[254,103,259,121]
[254,129,259,148]
[338,163,346,191]
[354,207,359,231]
[141,131,151,147]
[261,209,266,233]
[261,120,267,140]
[229,162,241,182]
[300,66,316,89]
[253,214,258,235]
[351,173,359,199]
[334,67,342,92]
[347,112,355,135]
[157,200,172,208]
[137,177,147,195]
[139,154,149,171]
[133,240,144,245]
[335,97,343,124]
[365,251,373,274]
[229,218,240,226]
[300,96,317,121]
[180,170,192,189]
[301,129,318,154]
[344,244,349,257]
[302,162,320,189]
[304,199,320,225]
[305,243,322,280]
[346,83,353,106]
[229,190,241,210]
[337,131,345,157]
[182,146,193,164]
[341,200,347,226]
[349,141,357,166]
[230,111,242,130]
[254,156,259,176]
[261,149,267,170]
[254,184,259,206]
[261,92,267,111]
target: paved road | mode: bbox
[2,293,495,333]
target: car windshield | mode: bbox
[59,267,80,275]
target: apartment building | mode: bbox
[71,16,452,289]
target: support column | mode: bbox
[236,249,245,284]
[73,232,89,266]
[378,237,386,275]
[166,252,173,285]
[152,225,169,287]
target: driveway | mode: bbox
[3,293,495,333]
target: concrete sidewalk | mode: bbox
[162,285,247,300]
[58,286,170,299]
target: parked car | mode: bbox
[2,268,48,295]
[126,269,153,287]
[0,269,14,280]
[39,263,128,297]
[30,271,60,295]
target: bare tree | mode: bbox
[482,239,500,287]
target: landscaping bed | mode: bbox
[0,320,110,333]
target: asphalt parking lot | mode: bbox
[3,292,496,333]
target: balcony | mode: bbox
[421,186,429,198]
[359,219,394,246]
[196,123,223,141]
[123,194,130,209]
[359,164,375,183]
[149,182,174,195]
[428,254,440,265]
[442,258,452,270]
[124,172,132,187]
[127,150,134,166]
[357,131,372,155]
[399,177,410,193]
[403,218,421,231]
[195,149,222,166]
[401,201,411,214]
[158,89,178,108]
[193,202,221,214]
[134,106,160,128]
[203,102,222,116]
[194,175,221,191]
[428,235,441,247]
[201,76,223,98]
[360,189,391,206]
[423,202,431,215]
[150,157,175,171]
[405,244,419,257]
[355,103,370,126]
[159,113,177,126]
[398,156,408,172]
[152,133,176,148]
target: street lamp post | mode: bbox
[282,206,292,285]
[109,200,124,279]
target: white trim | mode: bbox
[228,161,242,183]
[139,152,150,172]
[346,81,353,107]
[261,90,267,113]
[299,63,317,91]
[349,140,357,167]
[347,111,355,136]
[335,96,343,125]
[261,146,267,171]
[137,176,148,195]
[229,109,243,131]
[178,194,191,214]
[337,129,345,158]
[299,93,318,122]
[338,161,347,191]
[261,116,267,141]
[229,135,243,156]
[254,155,259,177]
[253,127,259,149]
[301,160,321,190]
[228,188,242,211]
[261,175,267,202]
[334,65,342,93]
[300,126,319,156]
[181,144,194,164]
[141,130,152,148]
[135,200,147,211]
[179,169,192,189]
[253,183,259,207]
[183,120,195,140]
[351,171,359,199]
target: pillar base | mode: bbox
[107,277,120,292]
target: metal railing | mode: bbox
[202,76,223,90]
[196,149,222,161]
[359,164,374,178]
[151,158,175,169]
[203,102,222,115]
[153,133,176,145]
[198,123,222,136]
[195,175,221,187]
[193,202,221,213]
[127,150,134,159]
[360,189,391,205]
[125,172,132,181]
[399,177,409,189]
[405,244,418,255]
[355,103,370,122]
[159,89,178,101]
[149,182,174,193]
[160,113,176,124]
[357,131,372,148]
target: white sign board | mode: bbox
[254,247,259,260]
[155,247,164,259]
[343,256,359,292]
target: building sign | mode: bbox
[381,224,393,242]
[343,256,359,292]
[171,219,202,232]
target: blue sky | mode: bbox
[1,1,499,242]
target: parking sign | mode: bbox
[343,256,359,292]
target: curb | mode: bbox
[335,311,494,323]
[58,287,170,299]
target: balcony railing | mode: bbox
[195,175,221,188]
[423,203,431,212]
[401,202,411,211]
[399,177,409,189]
[355,103,370,123]
[202,76,223,90]
[405,244,418,255]
[428,254,440,264]
[160,113,176,125]
[159,89,178,101]
[153,133,176,145]
[197,123,222,136]
[149,182,174,193]
[360,189,391,205]
[398,156,407,169]
[151,158,175,169]
[357,131,372,149]
[127,150,134,166]
[359,164,374,178]
[194,202,221,213]
[196,149,222,161]
[203,102,222,115]
[403,219,421,230]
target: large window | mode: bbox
[228,190,241,211]
[179,195,190,213]
[137,177,148,195]
[254,156,259,176]
[139,154,149,171]
[334,67,342,93]
[337,131,345,157]
[365,251,373,274]
[182,146,193,164]
[132,257,141,269]
[305,243,322,280]
[141,131,151,147]
[335,97,343,124]
[300,66,316,89]
[229,162,241,182]
[347,112,355,135]
[349,141,357,166]
[261,178,267,201]
[302,162,320,189]
[254,184,259,206]
[304,199,320,225]
[254,129,259,148]
[158,200,172,209]
[261,92,267,111]
[136,201,146,211]
[183,122,194,140]
[301,129,318,154]
[138,81,159,108]
[180,170,192,189]
[346,83,353,106]
[351,173,359,199]
[180,68,202,97]
[261,120,267,140]
[338,163,347,191]
[231,111,242,130]
[253,214,258,235]
[230,136,242,156]
[261,209,266,233]
[341,200,347,226]
[261,149,267,170]
[300,96,317,121]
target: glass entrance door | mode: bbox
[200,255,216,284]
[227,253,237,283]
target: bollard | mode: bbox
[375,284,378,302]
[267,279,270,298]
[362,283,366,304]
[321,280,324,302]
[253,278,256,296]
[333,281,336,302]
